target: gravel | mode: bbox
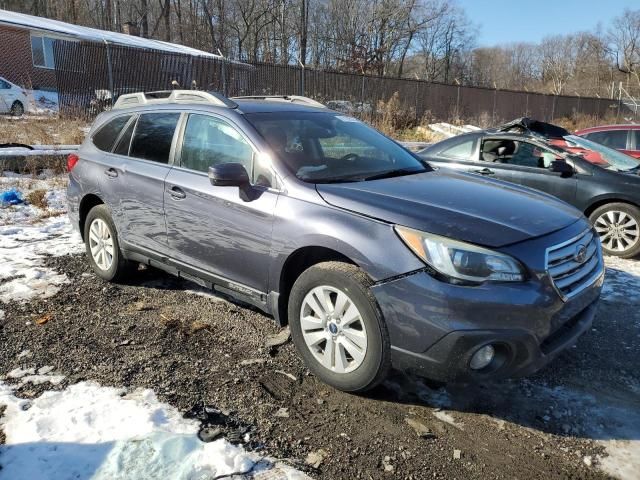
[1,253,638,479]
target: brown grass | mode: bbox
[26,189,48,208]
[368,92,418,136]
[0,116,89,145]
[552,113,622,133]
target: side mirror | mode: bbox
[208,163,250,187]
[550,160,573,175]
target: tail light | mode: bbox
[67,153,79,172]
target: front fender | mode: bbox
[268,195,424,292]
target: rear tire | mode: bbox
[10,101,24,117]
[288,261,390,392]
[589,202,640,258]
[84,205,134,281]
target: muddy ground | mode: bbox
[1,253,638,479]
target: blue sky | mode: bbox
[457,0,638,46]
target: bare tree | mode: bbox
[609,8,640,88]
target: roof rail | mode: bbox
[232,95,326,108]
[112,90,238,110]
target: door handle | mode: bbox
[104,168,118,178]
[169,186,186,200]
[471,168,495,175]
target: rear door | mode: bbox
[163,112,279,293]
[101,111,182,255]
[478,138,577,204]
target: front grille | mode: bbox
[546,229,603,300]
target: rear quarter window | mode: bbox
[439,139,476,159]
[92,115,132,152]
[129,112,181,164]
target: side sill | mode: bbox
[123,248,273,315]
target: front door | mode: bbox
[163,113,278,293]
[478,138,578,204]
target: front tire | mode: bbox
[589,202,640,258]
[288,261,390,392]
[84,205,134,281]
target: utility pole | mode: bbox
[299,0,308,66]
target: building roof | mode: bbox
[0,9,223,59]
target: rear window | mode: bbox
[92,115,132,152]
[129,112,181,164]
[585,130,627,150]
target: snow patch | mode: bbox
[6,366,65,387]
[0,380,306,480]
[27,90,59,114]
[602,256,640,306]
[0,174,83,303]
[0,216,83,302]
[521,381,640,480]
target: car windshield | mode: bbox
[564,135,640,172]
[246,111,429,183]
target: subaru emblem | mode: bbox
[574,244,587,264]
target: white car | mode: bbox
[0,77,28,116]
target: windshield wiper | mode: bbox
[309,176,360,184]
[362,168,427,181]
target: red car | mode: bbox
[575,124,640,159]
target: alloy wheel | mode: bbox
[88,218,115,271]
[594,210,640,253]
[299,285,368,374]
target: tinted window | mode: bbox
[92,115,132,152]
[586,130,627,150]
[181,114,253,173]
[440,139,475,159]
[113,117,136,156]
[0,79,10,89]
[130,113,180,164]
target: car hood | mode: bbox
[316,170,582,248]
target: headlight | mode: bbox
[395,226,526,284]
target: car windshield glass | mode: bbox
[564,135,640,171]
[246,111,429,182]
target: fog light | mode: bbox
[470,345,495,370]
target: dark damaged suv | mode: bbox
[67,91,604,392]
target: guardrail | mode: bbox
[0,144,79,157]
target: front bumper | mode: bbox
[371,227,604,383]
[385,294,599,382]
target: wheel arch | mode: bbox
[584,197,640,218]
[11,100,24,115]
[78,194,105,240]
[275,246,358,326]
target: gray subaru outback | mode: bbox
[67,90,604,392]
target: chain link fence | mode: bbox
[53,40,626,123]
